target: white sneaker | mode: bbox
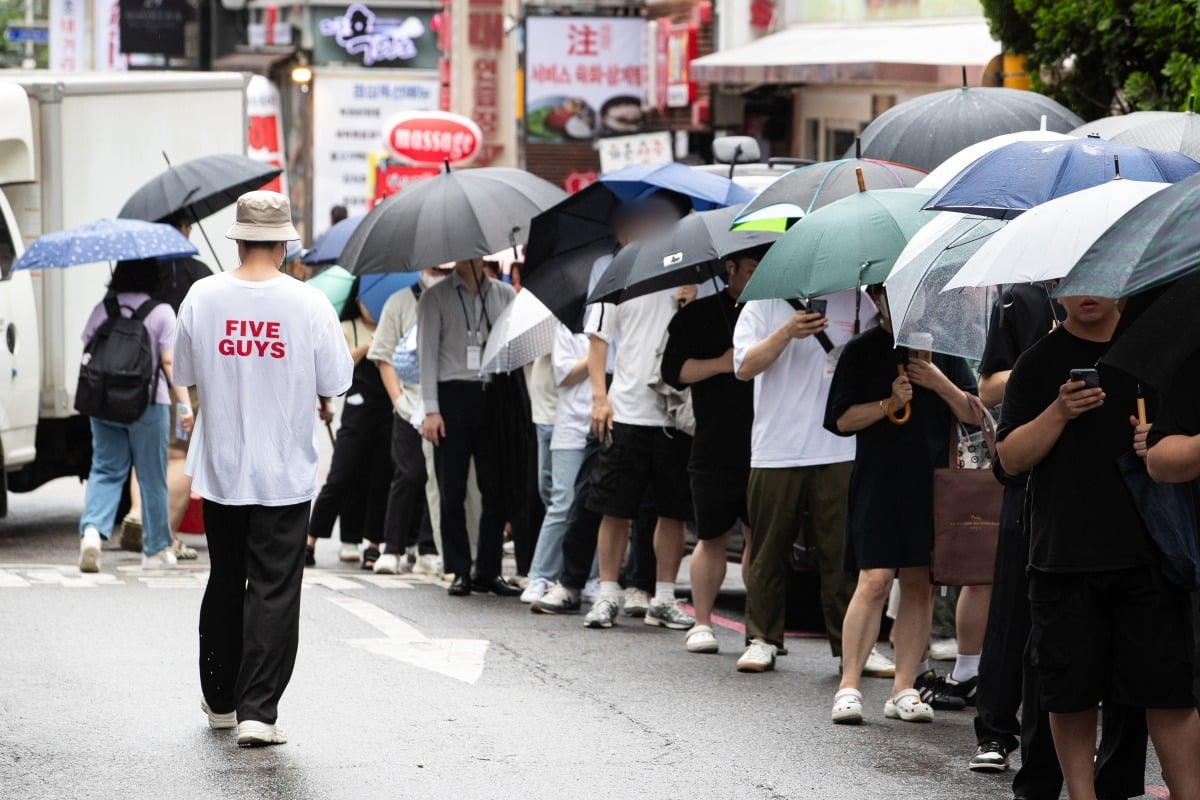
[645,598,695,630]
[581,577,602,603]
[142,548,178,570]
[338,543,360,562]
[373,553,400,574]
[404,544,419,566]
[414,554,443,576]
[885,688,934,722]
[929,636,958,661]
[79,527,102,573]
[736,638,777,673]
[237,720,287,747]
[584,594,620,629]
[201,699,237,730]
[520,577,549,604]
[685,625,719,654]
[863,646,897,678]
[622,587,650,618]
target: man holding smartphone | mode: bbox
[997,293,1200,800]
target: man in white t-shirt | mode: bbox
[731,292,884,675]
[582,191,699,632]
[174,191,353,747]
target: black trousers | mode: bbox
[382,414,433,555]
[308,404,391,544]
[433,381,505,579]
[198,500,309,725]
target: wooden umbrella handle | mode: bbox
[886,364,912,425]
[1137,396,1147,425]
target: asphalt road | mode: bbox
[0,478,1169,800]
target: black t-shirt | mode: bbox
[156,257,213,313]
[660,290,752,471]
[1147,350,1200,447]
[979,283,1063,377]
[997,326,1156,572]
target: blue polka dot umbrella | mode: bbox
[12,218,199,272]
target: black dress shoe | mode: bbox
[448,575,472,596]
[472,575,522,596]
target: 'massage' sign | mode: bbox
[383,111,482,165]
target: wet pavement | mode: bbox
[0,478,1168,800]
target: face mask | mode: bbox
[420,271,446,289]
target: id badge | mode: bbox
[467,345,481,371]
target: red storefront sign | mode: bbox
[384,110,482,165]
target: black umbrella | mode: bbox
[1103,273,1200,393]
[118,154,283,270]
[588,206,777,305]
[856,84,1084,171]
[340,167,565,274]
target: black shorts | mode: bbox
[586,422,693,521]
[1028,565,1196,713]
[690,467,749,540]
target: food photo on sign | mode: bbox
[524,16,647,141]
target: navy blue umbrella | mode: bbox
[925,138,1200,219]
[597,162,753,210]
[302,213,366,266]
[12,219,198,271]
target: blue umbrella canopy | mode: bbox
[597,162,753,210]
[358,273,419,322]
[13,218,198,271]
[303,213,366,266]
[925,138,1200,219]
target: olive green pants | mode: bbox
[745,462,854,655]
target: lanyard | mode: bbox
[455,283,490,345]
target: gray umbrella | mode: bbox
[1068,110,1180,140]
[340,167,566,274]
[857,86,1084,171]
[587,205,778,305]
[118,154,282,222]
[1108,111,1200,160]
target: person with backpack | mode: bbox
[77,258,195,573]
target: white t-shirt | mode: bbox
[549,324,591,451]
[174,273,354,506]
[585,288,678,427]
[525,353,558,426]
[586,254,617,374]
[732,291,866,469]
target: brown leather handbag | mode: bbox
[931,396,1003,586]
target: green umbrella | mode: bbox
[307,265,356,315]
[738,187,935,302]
[1053,171,1200,299]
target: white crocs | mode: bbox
[884,688,934,722]
[685,625,719,654]
[831,688,864,725]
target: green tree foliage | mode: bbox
[981,0,1200,118]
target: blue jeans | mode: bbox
[528,446,586,582]
[535,424,553,506]
[80,404,171,556]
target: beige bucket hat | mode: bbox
[226,190,301,242]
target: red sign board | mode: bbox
[383,110,483,165]
[372,163,441,207]
[563,169,598,194]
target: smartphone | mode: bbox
[806,298,828,317]
[1069,368,1101,389]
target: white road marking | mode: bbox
[328,596,489,684]
[301,573,365,591]
[0,564,443,592]
[0,570,30,587]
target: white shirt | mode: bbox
[732,291,865,469]
[526,353,558,426]
[174,273,354,506]
[586,254,618,374]
[585,287,678,427]
[549,325,591,451]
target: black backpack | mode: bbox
[75,295,163,423]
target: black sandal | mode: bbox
[362,546,381,571]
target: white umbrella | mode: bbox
[941,179,1171,291]
[480,288,557,373]
[917,129,1078,191]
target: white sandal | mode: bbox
[684,625,719,654]
[831,688,864,725]
[884,688,934,722]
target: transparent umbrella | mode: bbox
[884,212,1003,360]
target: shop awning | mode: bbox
[691,17,999,85]
[212,50,295,76]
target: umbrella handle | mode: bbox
[1137,396,1147,426]
[325,419,336,445]
[887,364,912,425]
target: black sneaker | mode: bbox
[969,740,1009,772]
[942,674,978,707]
[304,545,316,567]
[914,669,967,711]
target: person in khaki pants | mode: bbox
[731,291,886,676]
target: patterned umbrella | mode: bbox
[12,218,198,271]
[480,289,557,374]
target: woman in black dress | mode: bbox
[823,284,978,725]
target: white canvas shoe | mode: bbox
[79,527,102,574]
[237,720,287,747]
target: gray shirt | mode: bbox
[417,272,515,413]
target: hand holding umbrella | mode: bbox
[887,366,913,425]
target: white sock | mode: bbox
[952,654,981,682]
[654,582,675,604]
[916,659,931,675]
[599,580,621,598]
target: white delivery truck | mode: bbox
[0,72,249,515]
